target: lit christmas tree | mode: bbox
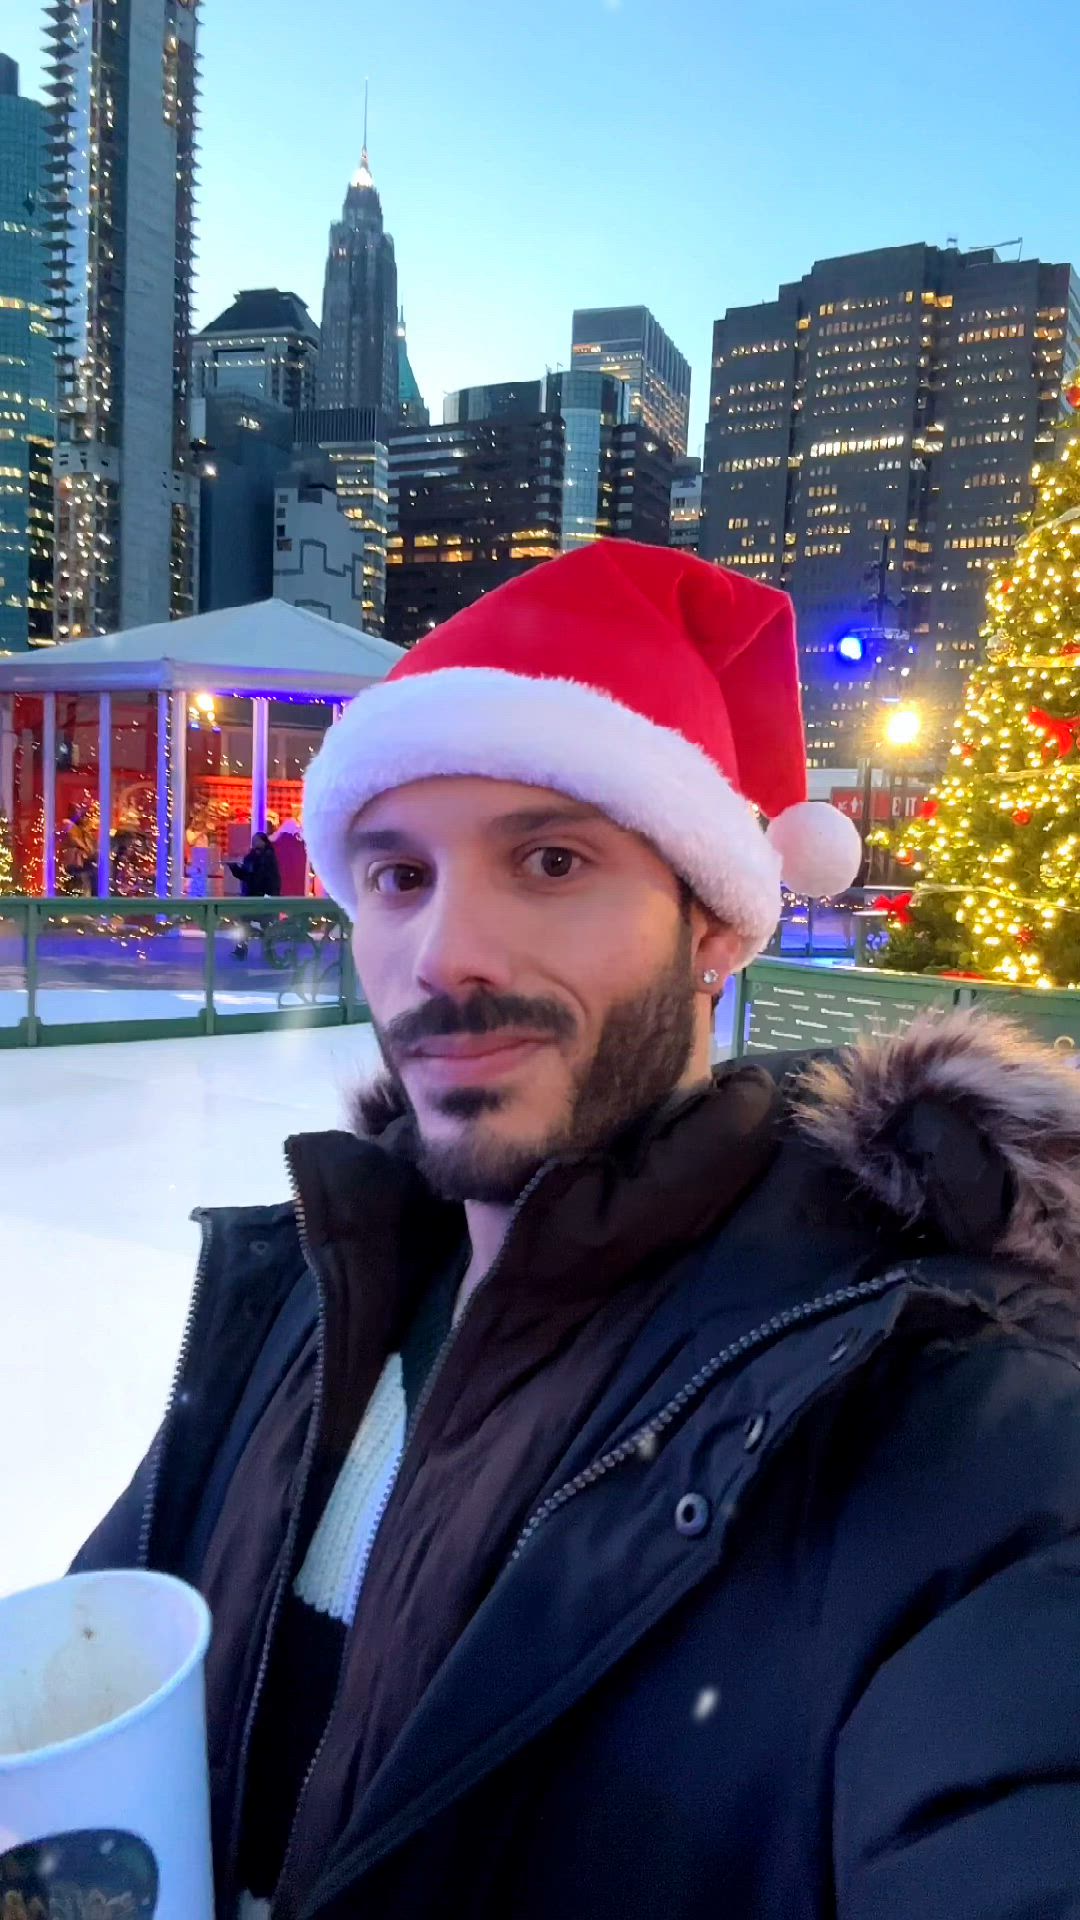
[878,381,1080,988]
[0,813,15,896]
[112,829,157,897]
[15,801,45,896]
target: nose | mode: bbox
[412,870,517,1000]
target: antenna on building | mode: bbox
[351,79,374,187]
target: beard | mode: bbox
[369,915,697,1205]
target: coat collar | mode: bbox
[285,1061,788,1349]
[350,1010,1080,1292]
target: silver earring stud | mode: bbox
[702,969,720,988]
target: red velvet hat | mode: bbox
[303,540,861,964]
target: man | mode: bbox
[228,830,283,959]
[76,542,1080,1919]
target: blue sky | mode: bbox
[7,0,1079,452]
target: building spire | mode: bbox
[351,79,374,188]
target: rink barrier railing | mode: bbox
[730,957,1080,1057]
[3,897,1080,1054]
[0,896,367,1048]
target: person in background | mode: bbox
[229,831,282,900]
[59,803,98,896]
[228,831,281,958]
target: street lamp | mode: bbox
[858,704,924,885]
[882,704,922,750]
[877,704,925,884]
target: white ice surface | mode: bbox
[1,1023,383,1598]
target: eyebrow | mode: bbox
[345,802,605,858]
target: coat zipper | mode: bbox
[510,1266,913,1561]
[224,1151,329,1892]
[272,1164,554,1912]
[286,1262,919,1920]
[137,1211,215,1569]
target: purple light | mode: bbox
[217,691,337,705]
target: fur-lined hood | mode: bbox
[794,1012,1080,1285]
[355,1012,1080,1285]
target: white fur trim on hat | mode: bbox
[303,668,783,965]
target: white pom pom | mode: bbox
[766,801,862,899]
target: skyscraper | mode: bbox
[571,306,691,456]
[610,422,677,546]
[192,389,294,613]
[443,381,543,424]
[386,415,563,646]
[46,0,200,638]
[0,54,55,651]
[543,369,675,551]
[670,456,703,552]
[701,244,1080,765]
[293,407,391,633]
[273,467,366,630]
[193,290,319,413]
[316,131,398,416]
[396,311,429,428]
[385,381,678,648]
[545,369,627,549]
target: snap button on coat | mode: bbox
[675,1492,711,1538]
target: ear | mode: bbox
[694,917,743,994]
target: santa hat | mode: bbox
[303,541,861,967]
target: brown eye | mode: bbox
[371,864,426,896]
[525,847,581,880]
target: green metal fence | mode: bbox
[731,958,1080,1058]
[3,897,1079,1054]
[0,897,367,1048]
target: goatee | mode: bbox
[366,917,697,1204]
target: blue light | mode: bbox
[836,633,865,664]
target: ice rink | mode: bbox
[1,1023,382,1598]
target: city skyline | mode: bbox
[702,243,1080,767]
[6,0,1079,459]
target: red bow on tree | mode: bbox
[872,892,914,924]
[1027,708,1080,760]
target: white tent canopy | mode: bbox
[0,598,403,697]
[0,601,403,896]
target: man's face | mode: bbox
[348,777,722,1203]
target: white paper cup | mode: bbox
[0,1570,214,1918]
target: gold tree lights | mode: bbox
[879,382,1080,988]
[0,814,14,896]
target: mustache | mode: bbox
[384,990,577,1054]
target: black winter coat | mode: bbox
[74,1013,1080,1920]
[229,842,282,897]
